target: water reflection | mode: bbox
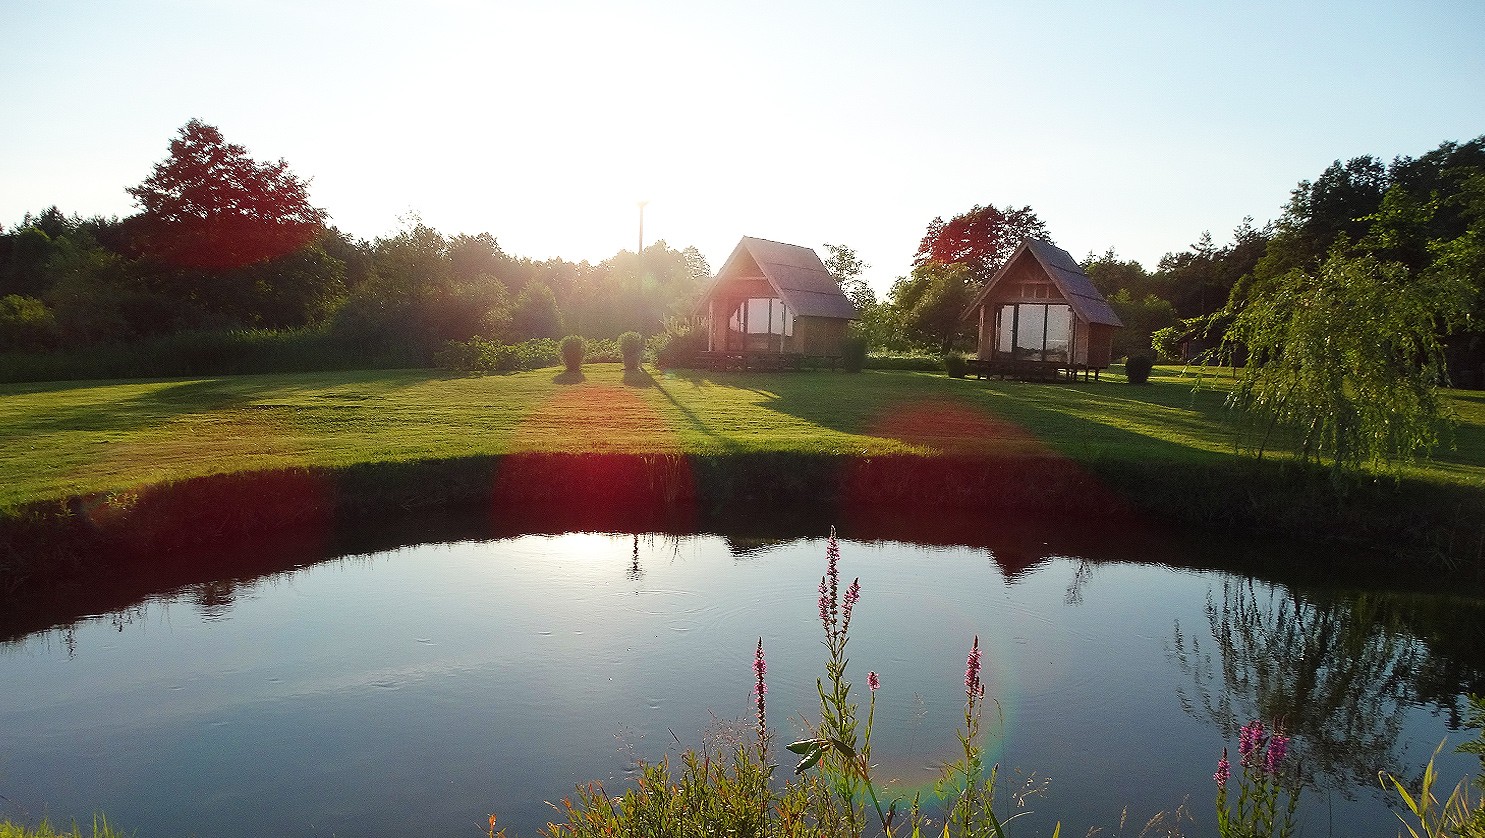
[191,579,239,621]
[1,532,1480,838]
[1169,578,1483,794]
[627,533,643,581]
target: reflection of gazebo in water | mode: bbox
[694,237,858,370]
[960,239,1123,381]
[990,548,1050,582]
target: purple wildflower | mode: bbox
[753,638,768,748]
[1238,720,1265,767]
[867,670,880,692]
[842,578,861,632]
[818,577,831,630]
[826,527,840,608]
[1214,748,1230,790]
[1265,730,1290,775]
[965,635,983,698]
[820,528,844,641]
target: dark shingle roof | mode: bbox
[700,237,859,320]
[961,239,1123,327]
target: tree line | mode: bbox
[0,120,710,367]
[2,120,1482,393]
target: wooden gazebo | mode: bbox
[694,237,858,370]
[960,239,1123,380]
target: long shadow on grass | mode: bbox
[758,374,1485,568]
[1,370,442,439]
[655,367,794,400]
[2,377,304,437]
[748,371,1236,464]
[647,373,744,451]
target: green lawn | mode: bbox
[2,364,1483,512]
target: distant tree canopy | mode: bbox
[126,119,327,270]
[5,125,1483,392]
[888,260,976,352]
[913,204,1050,286]
[877,203,1051,353]
[822,243,873,311]
[1208,136,1485,470]
[1220,137,1485,385]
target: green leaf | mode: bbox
[828,737,858,760]
[794,745,825,775]
[786,738,822,755]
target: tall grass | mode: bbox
[0,816,129,838]
[537,531,1050,838]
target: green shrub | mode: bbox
[0,295,59,352]
[1126,355,1154,385]
[583,338,622,364]
[435,337,562,373]
[560,335,586,373]
[654,328,707,369]
[840,335,868,373]
[619,331,644,370]
[944,352,967,378]
[864,352,941,372]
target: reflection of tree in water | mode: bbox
[1064,559,1094,606]
[627,533,644,581]
[191,579,239,620]
[1170,579,1429,795]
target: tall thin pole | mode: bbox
[637,200,648,254]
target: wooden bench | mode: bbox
[964,358,1104,382]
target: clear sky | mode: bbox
[3,0,1482,297]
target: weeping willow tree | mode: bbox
[1221,248,1473,474]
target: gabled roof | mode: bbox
[960,239,1123,327]
[698,237,859,320]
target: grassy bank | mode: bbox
[2,365,1484,587]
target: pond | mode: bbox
[1,528,1481,837]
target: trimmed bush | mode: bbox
[618,331,644,371]
[1126,355,1154,385]
[944,352,967,378]
[864,352,941,372]
[840,335,868,373]
[434,337,562,373]
[560,335,586,373]
[654,328,707,369]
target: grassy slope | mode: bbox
[2,364,1482,512]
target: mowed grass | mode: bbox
[2,364,1483,511]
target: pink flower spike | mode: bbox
[753,638,768,747]
[1214,748,1230,790]
[1265,731,1290,775]
[867,671,880,692]
[1238,720,1265,766]
[826,528,840,602]
[965,635,982,697]
[842,578,861,630]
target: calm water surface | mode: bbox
[1,533,1480,837]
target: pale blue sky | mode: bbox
[3,0,1482,295]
